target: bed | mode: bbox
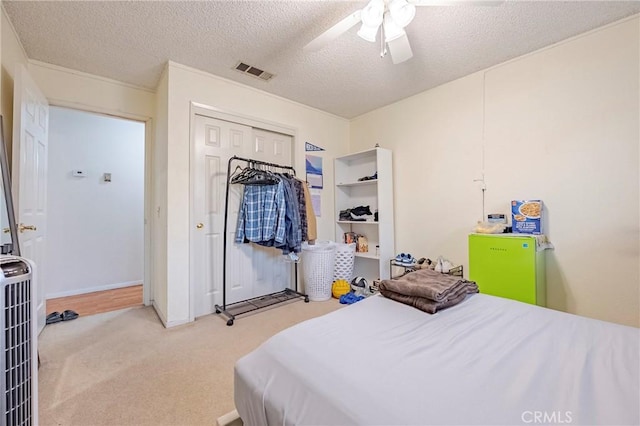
[234,294,639,425]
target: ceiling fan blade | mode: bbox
[387,34,413,64]
[304,10,362,52]
[410,0,504,6]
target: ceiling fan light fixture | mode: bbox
[357,23,379,42]
[389,0,416,28]
[360,0,385,27]
[383,13,405,42]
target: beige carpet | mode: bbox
[38,299,342,425]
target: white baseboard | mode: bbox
[46,280,142,299]
[152,301,190,328]
[152,300,168,326]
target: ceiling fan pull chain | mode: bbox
[380,24,387,58]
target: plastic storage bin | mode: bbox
[333,242,356,282]
[301,241,336,301]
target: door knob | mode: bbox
[196,223,204,229]
[18,224,37,233]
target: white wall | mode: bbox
[158,62,350,325]
[350,17,640,327]
[28,60,155,121]
[46,106,145,297]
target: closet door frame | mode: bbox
[188,103,299,322]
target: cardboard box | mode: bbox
[357,235,368,253]
[511,200,543,234]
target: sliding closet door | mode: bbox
[191,115,293,317]
[248,129,294,297]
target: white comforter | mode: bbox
[235,294,639,425]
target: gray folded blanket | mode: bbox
[379,269,479,314]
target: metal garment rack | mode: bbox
[215,155,309,326]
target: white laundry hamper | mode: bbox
[333,242,356,282]
[301,241,336,301]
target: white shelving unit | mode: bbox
[334,147,395,282]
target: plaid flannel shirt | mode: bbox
[235,181,286,244]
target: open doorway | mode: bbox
[44,106,145,317]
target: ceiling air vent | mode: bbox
[234,62,275,82]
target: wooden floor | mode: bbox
[46,285,143,317]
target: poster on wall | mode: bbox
[305,155,323,189]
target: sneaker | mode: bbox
[357,172,378,182]
[351,205,372,216]
[394,253,406,263]
[402,254,416,266]
[339,209,352,221]
[441,259,454,274]
[434,257,444,272]
[350,212,373,221]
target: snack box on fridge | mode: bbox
[511,200,543,234]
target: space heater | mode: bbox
[0,255,37,426]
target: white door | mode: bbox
[191,115,293,318]
[244,128,294,295]
[12,65,49,334]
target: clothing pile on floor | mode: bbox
[379,268,478,314]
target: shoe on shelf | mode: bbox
[339,209,352,221]
[441,259,454,274]
[350,212,373,221]
[351,205,372,216]
[402,254,416,266]
[357,172,378,182]
[394,253,407,263]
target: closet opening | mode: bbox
[189,106,299,321]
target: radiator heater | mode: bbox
[0,256,37,426]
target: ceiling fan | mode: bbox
[304,0,504,65]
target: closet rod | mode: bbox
[227,155,297,175]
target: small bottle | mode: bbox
[375,245,380,256]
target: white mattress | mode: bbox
[234,294,639,425]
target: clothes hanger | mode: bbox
[230,162,261,184]
[229,164,245,183]
[241,162,279,186]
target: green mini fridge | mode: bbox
[468,234,546,306]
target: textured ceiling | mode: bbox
[3,1,640,118]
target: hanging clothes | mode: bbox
[291,179,308,242]
[234,169,311,255]
[234,181,286,245]
[275,175,302,255]
[302,181,317,243]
